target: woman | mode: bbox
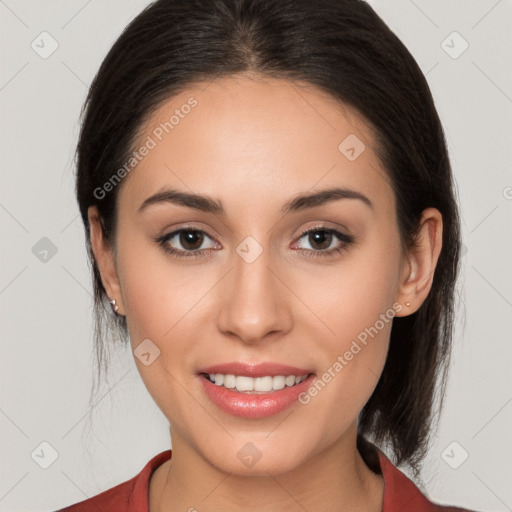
[58,0,476,510]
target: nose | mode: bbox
[217,245,293,345]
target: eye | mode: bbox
[155,225,354,260]
[292,227,354,258]
[156,228,219,258]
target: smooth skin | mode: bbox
[89,73,442,512]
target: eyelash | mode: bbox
[154,225,355,260]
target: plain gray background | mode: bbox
[1,1,511,511]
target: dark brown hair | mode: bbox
[75,0,461,476]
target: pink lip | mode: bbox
[197,362,315,419]
[198,362,313,378]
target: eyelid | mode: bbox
[158,221,223,240]
[294,221,351,239]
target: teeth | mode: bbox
[223,374,236,389]
[272,376,285,390]
[236,375,254,391]
[206,373,308,392]
[254,376,273,392]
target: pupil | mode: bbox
[181,230,203,250]
[310,231,331,250]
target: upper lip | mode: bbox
[198,362,314,378]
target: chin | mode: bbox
[195,432,315,477]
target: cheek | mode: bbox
[296,291,394,443]
[295,237,401,416]
[114,236,220,410]
[116,251,208,429]
[302,233,402,346]
[116,234,210,341]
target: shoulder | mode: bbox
[373,444,478,512]
[54,450,172,512]
[54,478,134,512]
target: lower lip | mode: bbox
[198,374,315,419]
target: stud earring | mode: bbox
[405,302,411,307]
[109,298,120,316]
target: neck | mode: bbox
[150,426,384,512]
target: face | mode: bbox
[93,74,412,476]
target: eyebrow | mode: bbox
[138,186,373,215]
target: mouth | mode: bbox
[196,362,315,419]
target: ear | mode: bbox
[88,206,125,315]
[395,207,443,316]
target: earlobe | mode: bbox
[88,206,125,315]
[395,207,443,316]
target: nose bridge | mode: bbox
[217,237,290,343]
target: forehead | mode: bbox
[119,74,393,214]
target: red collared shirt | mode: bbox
[56,449,476,511]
